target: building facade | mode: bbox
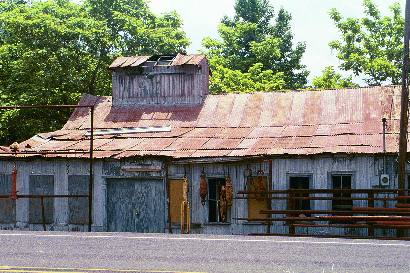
[0,54,406,236]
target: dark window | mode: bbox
[408,175,410,190]
[332,175,352,211]
[407,175,410,204]
[0,174,15,223]
[289,176,311,214]
[29,175,54,224]
[68,175,89,225]
[208,178,226,223]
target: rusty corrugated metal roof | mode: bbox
[10,86,406,159]
[109,54,205,69]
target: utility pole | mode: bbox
[398,0,410,195]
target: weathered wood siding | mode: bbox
[28,175,54,224]
[0,155,403,236]
[168,155,399,236]
[106,178,165,233]
[68,175,89,225]
[112,61,209,106]
[0,174,15,224]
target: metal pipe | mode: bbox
[0,151,93,155]
[0,105,94,109]
[0,194,88,199]
[382,118,387,174]
[238,189,405,194]
[88,106,94,232]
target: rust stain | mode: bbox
[6,86,406,159]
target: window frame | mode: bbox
[286,173,314,212]
[328,172,355,211]
[207,176,229,224]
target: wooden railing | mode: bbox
[235,189,410,238]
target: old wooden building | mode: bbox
[0,54,407,236]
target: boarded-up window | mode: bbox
[247,176,269,220]
[169,179,184,225]
[29,175,54,224]
[0,174,15,223]
[68,175,89,224]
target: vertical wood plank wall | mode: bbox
[0,155,401,236]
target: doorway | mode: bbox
[106,178,165,232]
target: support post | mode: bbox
[165,161,172,234]
[398,0,410,197]
[88,106,94,232]
[267,160,272,234]
[368,191,375,237]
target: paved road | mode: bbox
[0,231,409,273]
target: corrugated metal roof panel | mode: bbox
[97,138,143,151]
[129,138,175,151]
[200,138,242,150]
[108,57,129,68]
[10,86,406,159]
[186,55,206,65]
[172,53,194,66]
[247,127,284,139]
[110,54,205,69]
[281,125,317,137]
[33,140,79,152]
[166,138,209,151]
[66,139,112,151]
[191,149,231,158]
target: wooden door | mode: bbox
[106,178,165,233]
[169,179,184,225]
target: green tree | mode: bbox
[203,0,308,93]
[0,0,188,144]
[312,67,358,89]
[329,0,403,85]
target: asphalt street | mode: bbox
[0,231,409,273]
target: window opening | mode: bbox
[332,175,352,211]
[289,176,311,216]
[208,178,226,223]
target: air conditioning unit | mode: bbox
[380,174,390,187]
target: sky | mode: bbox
[148,0,403,83]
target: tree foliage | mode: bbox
[329,0,403,85]
[312,67,358,89]
[0,0,188,144]
[203,0,308,93]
